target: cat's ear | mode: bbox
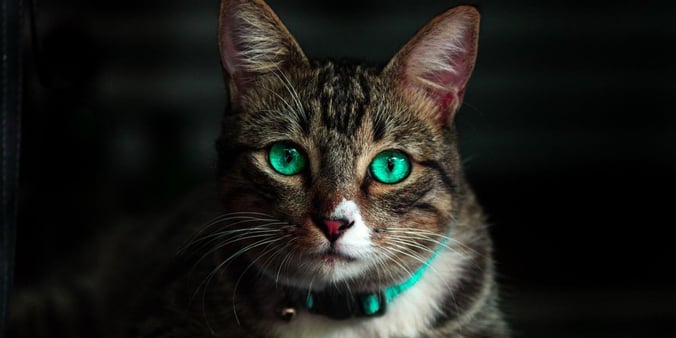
[219,0,309,103]
[383,6,480,125]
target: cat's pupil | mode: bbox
[284,149,294,164]
[387,158,395,172]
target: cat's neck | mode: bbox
[277,237,449,320]
[264,228,490,338]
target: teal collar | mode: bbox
[302,238,447,320]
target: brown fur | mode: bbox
[206,0,506,336]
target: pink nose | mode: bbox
[319,218,353,243]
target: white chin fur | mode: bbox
[271,199,375,289]
[317,199,374,283]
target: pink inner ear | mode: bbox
[220,10,248,88]
[433,92,456,124]
[429,85,467,124]
[393,7,479,125]
[440,93,455,111]
[423,50,472,106]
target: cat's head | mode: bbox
[214,0,479,290]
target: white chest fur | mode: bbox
[270,248,468,338]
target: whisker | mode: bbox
[268,56,306,123]
[194,212,276,233]
[385,227,481,256]
[231,235,292,325]
[386,241,450,281]
[189,221,289,244]
[179,213,278,253]
[384,243,429,267]
[194,236,286,319]
[275,240,297,286]
[183,224,282,254]
[376,249,414,281]
[388,237,439,256]
[261,87,298,121]
[193,230,282,267]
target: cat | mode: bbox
[10,0,508,337]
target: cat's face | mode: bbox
[213,0,479,291]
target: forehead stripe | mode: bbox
[372,110,386,142]
[353,71,371,133]
[316,62,373,135]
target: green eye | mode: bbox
[268,142,306,176]
[370,150,411,184]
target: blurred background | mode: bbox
[14,0,676,337]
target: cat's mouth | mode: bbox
[315,248,357,263]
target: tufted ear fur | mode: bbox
[219,0,309,106]
[383,6,480,126]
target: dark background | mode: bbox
[14,0,676,337]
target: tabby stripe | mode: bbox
[419,160,457,194]
[360,174,373,196]
[353,71,371,132]
[335,72,352,132]
[240,167,280,201]
[412,202,442,216]
[318,69,334,130]
[391,183,434,214]
[372,111,386,141]
[296,104,311,135]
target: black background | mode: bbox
[15,0,676,337]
